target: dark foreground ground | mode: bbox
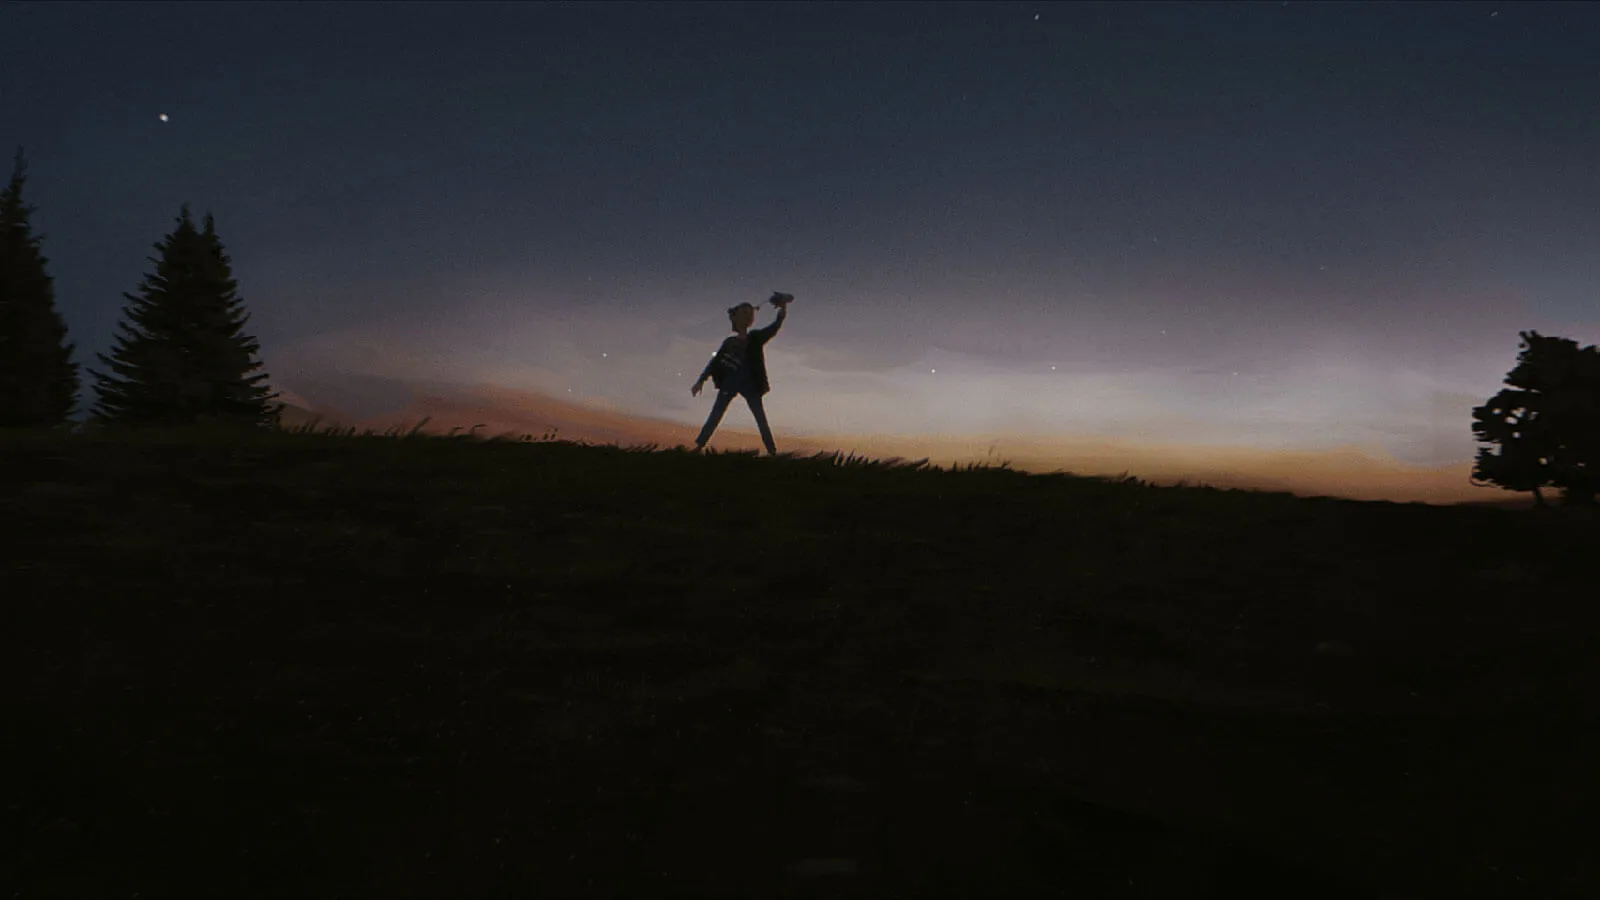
[4,426,1597,898]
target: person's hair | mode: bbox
[726,302,756,329]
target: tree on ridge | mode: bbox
[90,205,282,427]
[1471,330,1600,507]
[0,147,79,427]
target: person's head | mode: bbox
[727,302,757,333]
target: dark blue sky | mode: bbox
[5,0,1598,467]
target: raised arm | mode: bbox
[756,304,788,340]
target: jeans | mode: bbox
[696,383,777,455]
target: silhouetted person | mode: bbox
[691,292,792,455]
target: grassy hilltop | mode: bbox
[4,424,1597,898]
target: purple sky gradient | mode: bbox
[5,1,1597,469]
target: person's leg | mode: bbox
[695,388,737,449]
[743,389,778,456]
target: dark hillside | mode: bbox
[4,426,1596,898]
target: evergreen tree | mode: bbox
[89,206,282,427]
[0,147,80,427]
[1471,330,1600,507]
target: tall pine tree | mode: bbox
[90,206,282,427]
[0,147,80,427]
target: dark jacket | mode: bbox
[699,311,785,396]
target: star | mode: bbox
[158,113,169,122]
[930,368,937,374]
[1034,13,1040,21]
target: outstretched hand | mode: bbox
[770,292,794,309]
[691,380,703,397]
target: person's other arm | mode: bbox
[693,340,728,394]
[693,357,715,394]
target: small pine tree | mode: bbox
[89,205,282,427]
[0,147,80,427]
[1471,330,1600,507]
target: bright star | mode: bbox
[158,113,169,122]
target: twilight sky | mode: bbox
[5,1,1598,494]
